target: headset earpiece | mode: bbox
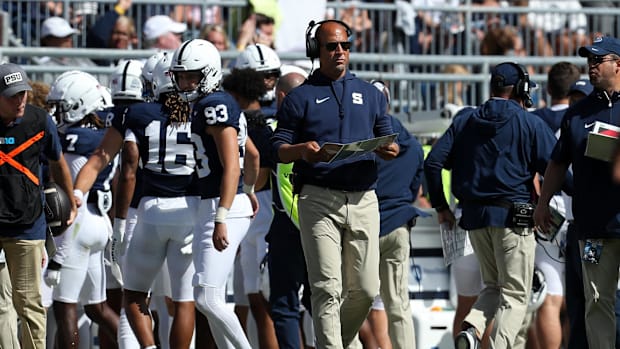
[507,62,532,108]
[305,19,352,59]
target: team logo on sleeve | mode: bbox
[352,92,363,105]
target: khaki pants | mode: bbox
[379,225,416,349]
[466,227,535,349]
[0,260,20,349]
[580,238,620,349]
[298,185,380,349]
[0,238,46,349]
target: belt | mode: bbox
[87,190,110,204]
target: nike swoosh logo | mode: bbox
[585,122,596,129]
[315,97,330,104]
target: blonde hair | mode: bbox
[28,81,51,109]
[199,24,230,51]
[441,64,469,106]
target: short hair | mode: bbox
[255,13,275,28]
[547,62,580,99]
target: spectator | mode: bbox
[2,1,63,47]
[425,62,558,348]
[332,1,374,53]
[39,16,96,67]
[480,26,525,57]
[438,64,470,108]
[525,0,589,56]
[581,0,617,36]
[200,24,231,52]
[271,20,399,348]
[142,15,187,50]
[534,35,620,349]
[86,0,137,66]
[0,62,76,349]
[172,4,223,34]
[200,24,231,68]
[237,13,276,50]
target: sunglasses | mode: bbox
[587,55,618,65]
[324,41,352,52]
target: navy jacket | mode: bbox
[272,70,393,191]
[376,116,428,236]
[425,98,557,230]
[532,106,566,134]
[552,91,620,238]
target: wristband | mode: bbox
[214,207,229,224]
[113,218,126,232]
[243,183,255,194]
[73,189,84,202]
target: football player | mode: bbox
[74,54,199,349]
[44,70,120,348]
[170,38,257,349]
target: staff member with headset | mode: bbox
[425,62,558,349]
[271,19,399,349]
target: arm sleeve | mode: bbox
[424,123,458,209]
[271,95,301,159]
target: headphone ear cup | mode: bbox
[308,37,319,59]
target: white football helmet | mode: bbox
[142,51,169,101]
[235,44,281,103]
[235,43,281,73]
[47,71,105,128]
[111,59,144,101]
[151,52,175,101]
[170,39,222,102]
[100,86,114,108]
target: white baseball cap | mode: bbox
[41,16,78,38]
[143,15,187,41]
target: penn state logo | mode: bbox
[3,72,23,85]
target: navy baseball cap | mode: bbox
[491,62,537,88]
[0,63,32,97]
[568,79,594,96]
[578,36,620,57]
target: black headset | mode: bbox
[493,62,532,108]
[305,20,352,59]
